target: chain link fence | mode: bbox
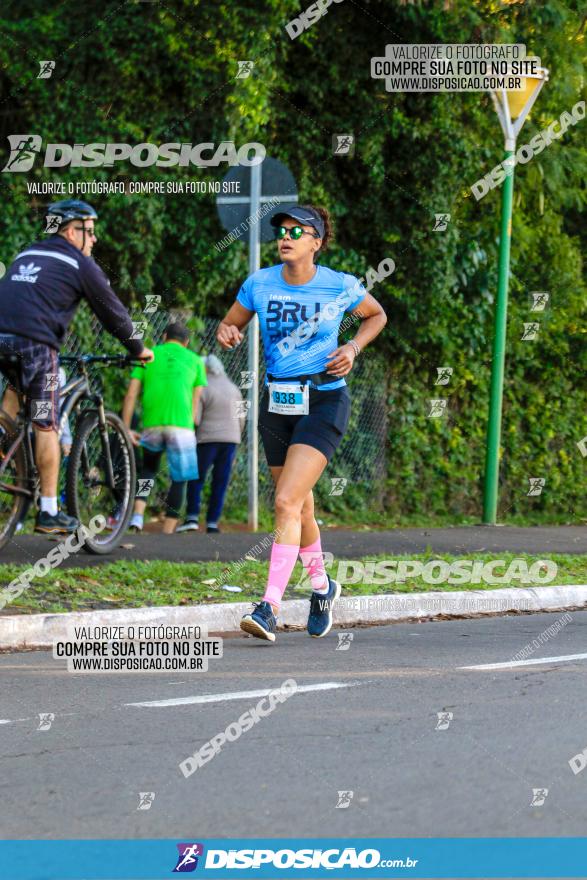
[60,304,388,520]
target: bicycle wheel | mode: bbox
[66,411,136,554]
[0,411,27,551]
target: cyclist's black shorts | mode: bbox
[258,385,351,466]
[0,333,59,430]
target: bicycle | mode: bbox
[0,353,143,554]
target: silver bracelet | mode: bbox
[349,339,361,357]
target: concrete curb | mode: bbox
[1,584,587,650]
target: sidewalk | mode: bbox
[2,526,585,568]
[2,584,586,650]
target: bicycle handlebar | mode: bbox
[59,354,146,367]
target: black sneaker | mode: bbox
[207,525,220,534]
[35,510,79,535]
[240,600,277,642]
[307,575,341,638]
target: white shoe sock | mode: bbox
[312,581,329,595]
[40,497,58,516]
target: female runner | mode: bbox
[216,204,387,642]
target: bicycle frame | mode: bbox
[60,370,117,493]
[0,417,33,498]
[0,352,142,524]
[59,374,89,437]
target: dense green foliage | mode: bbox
[0,0,585,521]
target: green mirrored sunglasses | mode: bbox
[275,225,319,241]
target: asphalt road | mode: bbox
[2,609,587,840]
[3,525,586,567]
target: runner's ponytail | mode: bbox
[302,204,334,261]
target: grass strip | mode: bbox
[1,553,585,615]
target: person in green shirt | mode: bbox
[122,321,207,534]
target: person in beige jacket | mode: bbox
[177,354,245,534]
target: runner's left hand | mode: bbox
[325,344,356,377]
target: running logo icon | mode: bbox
[131,321,148,340]
[527,477,545,497]
[433,213,451,231]
[2,134,42,172]
[137,792,155,810]
[136,478,154,498]
[173,843,204,872]
[31,400,52,421]
[521,322,540,341]
[37,713,55,731]
[332,134,355,156]
[435,367,453,386]
[233,400,251,420]
[45,373,59,391]
[237,61,254,78]
[336,632,354,651]
[428,399,447,418]
[44,214,62,233]
[530,291,549,311]
[143,294,161,314]
[294,551,334,591]
[329,477,347,496]
[38,61,56,79]
[435,711,453,731]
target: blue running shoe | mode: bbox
[307,576,341,638]
[240,600,277,642]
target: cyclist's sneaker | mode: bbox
[177,519,199,533]
[240,601,277,642]
[35,510,79,535]
[307,576,341,638]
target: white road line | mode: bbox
[125,681,358,708]
[460,652,587,671]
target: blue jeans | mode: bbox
[186,442,237,524]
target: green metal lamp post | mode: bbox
[482,62,549,524]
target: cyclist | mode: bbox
[216,204,387,642]
[0,199,153,535]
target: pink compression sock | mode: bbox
[263,542,300,610]
[299,537,328,593]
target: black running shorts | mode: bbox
[258,385,351,466]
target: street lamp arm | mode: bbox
[491,89,516,149]
[490,64,550,149]
[512,68,549,139]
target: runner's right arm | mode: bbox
[217,302,254,350]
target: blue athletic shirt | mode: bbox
[236,264,367,391]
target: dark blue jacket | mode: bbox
[0,235,143,355]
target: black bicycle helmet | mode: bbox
[47,199,98,227]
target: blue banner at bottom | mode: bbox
[2,838,587,880]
